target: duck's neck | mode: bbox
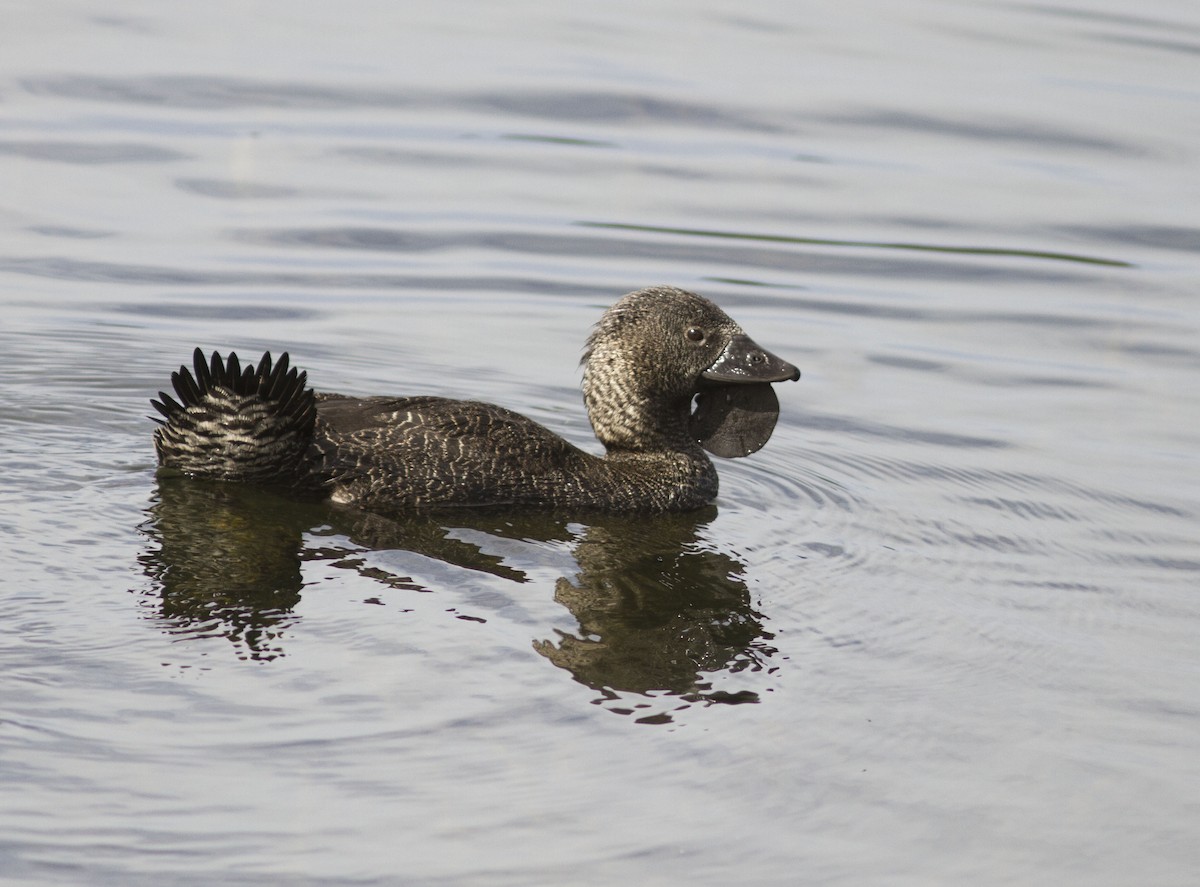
[594,406,719,511]
[585,385,702,456]
[580,363,718,509]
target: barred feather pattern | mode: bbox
[152,348,317,487]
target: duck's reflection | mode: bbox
[139,477,775,713]
[535,514,771,712]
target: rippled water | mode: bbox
[3,2,1199,885]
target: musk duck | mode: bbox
[151,286,800,512]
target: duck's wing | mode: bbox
[311,394,595,509]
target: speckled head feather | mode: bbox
[582,286,742,452]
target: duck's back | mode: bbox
[312,394,603,510]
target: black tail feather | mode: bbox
[171,366,201,406]
[152,349,318,487]
[224,351,242,387]
[194,348,211,394]
[151,390,183,420]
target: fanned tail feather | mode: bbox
[152,348,317,486]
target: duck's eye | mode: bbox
[685,327,706,343]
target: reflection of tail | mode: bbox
[152,348,316,486]
[139,476,309,661]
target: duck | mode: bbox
[151,286,800,513]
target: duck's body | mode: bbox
[309,393,718,511]
[152,286,799,514]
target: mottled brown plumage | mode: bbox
[152,286,800,513]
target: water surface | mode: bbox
[2,2,1199,885]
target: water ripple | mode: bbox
[21,74,781,131]
[581,220,1132,267]
[230,223,1117,287]
[815,108,1146,156]
[0,255,607,297]
[0,140,187,164]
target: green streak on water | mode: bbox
[580,221,1132,268]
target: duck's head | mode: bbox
[582,286,800,457]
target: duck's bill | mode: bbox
[701,334,800,384]
[691,383,782,458]
[692,334,799,458]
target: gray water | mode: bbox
[3,2,1199,885]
